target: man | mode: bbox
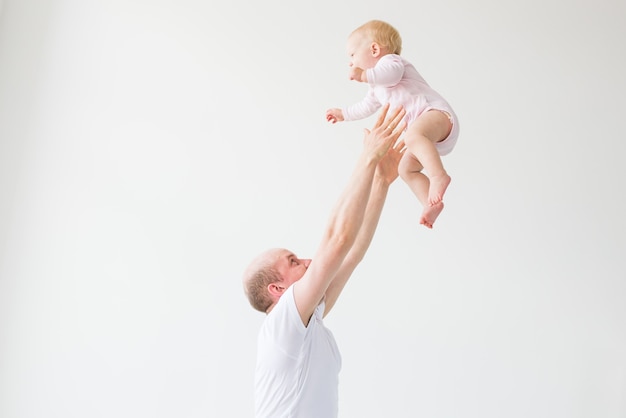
[243,104,406,417]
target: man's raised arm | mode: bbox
[323,138,405,316]
[292,105,406,325]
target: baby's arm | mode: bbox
[328,57,401,124]
[342,89,381,121]
[367,55,404,87]
[326,108,344,124]
[326,92,380,124]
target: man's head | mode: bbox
[347,20,402,70]
[242,248,311,313]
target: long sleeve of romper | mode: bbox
[366,54,405,87]
[342,54,406,121]
[342,89,381,121]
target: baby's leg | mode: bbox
[399,152,428,204]
[404,111,452,206]
[398,152,444,229]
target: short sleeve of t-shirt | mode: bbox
[260,285,309,358]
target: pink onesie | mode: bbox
[343,54,459,156]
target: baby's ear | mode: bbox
[370,42,381,57]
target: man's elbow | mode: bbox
[324,230,355,254]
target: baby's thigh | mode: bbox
[407,110,452,144]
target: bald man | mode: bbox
[243,105,406,418]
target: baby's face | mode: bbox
[346,32,377,70]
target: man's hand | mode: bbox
[376,139,405,186]
[361,104,406,163]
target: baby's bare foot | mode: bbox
[428,174,451,206]
[420,201,444,229]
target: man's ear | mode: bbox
[267,283,286,298]
[370,42,381,57]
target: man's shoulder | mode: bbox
[263,285,305,333]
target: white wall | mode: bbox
[1,0,624,417]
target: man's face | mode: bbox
[271,248,311,289]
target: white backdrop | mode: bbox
[1,0,625,417]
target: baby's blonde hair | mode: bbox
[352,19,403,55]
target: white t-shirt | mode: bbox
[254,285,342,418]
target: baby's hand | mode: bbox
[326,108,344,124]
[349,67,365,82]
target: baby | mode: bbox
[327,20,460,228]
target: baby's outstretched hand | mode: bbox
[326,108,344,124]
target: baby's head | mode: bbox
[350,20,402,56]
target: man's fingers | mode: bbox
[374,103,391,129]
[374,104,405,133]
[380,108,406,135]
[389,111,406,130]
[395,140,407,153]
